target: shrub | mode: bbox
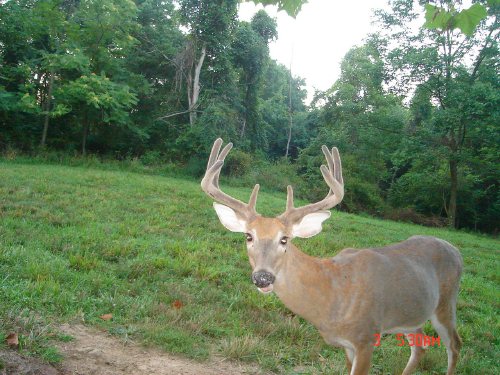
[140,150,163,166]
[229,159,307,198]
[183,155,207,177]
[224,149,253,177]
[340,176,386,214]
[384,207,447,227]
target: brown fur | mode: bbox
[246,227,462,375]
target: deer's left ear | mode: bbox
[292,211,331,238]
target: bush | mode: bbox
[140,150,163,166]
[1,148,183,179]
[387,168,448,216]
[231,159,305,196]
[183,155,207,177]
[384,207,447,227]
[340,176,386,214]
[224,149,253,177]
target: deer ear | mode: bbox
[213,203,247,233]
[292,211,331,238]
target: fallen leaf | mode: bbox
[172,300,183,309]
[6,332,19,348]
[100,313,113,321]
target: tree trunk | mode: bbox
[40,72,54,148]
[285,67,293,158]
[189,44,206,125]
[285,110,293,158]
[82,112,89,156]
[448,157,458,228]
[240,118,246,137]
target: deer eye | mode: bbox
[280,236,288,245]
[245,233,253,242]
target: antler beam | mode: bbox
[279,145,344,223]
[201,138,260,220]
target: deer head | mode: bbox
[201,138,344,294]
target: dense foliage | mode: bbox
[1,0,498,233]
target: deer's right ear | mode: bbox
[213,203,247,233]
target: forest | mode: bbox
[0,0,498,234]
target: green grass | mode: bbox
[0,160,498,374]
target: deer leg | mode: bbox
[344,347,354,373]
[401,328,427,375]
[349,346,373,375]
[430,270,462,375]
[431,311,461,375]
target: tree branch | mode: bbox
[471,26,499,81]
[155,105,201,121]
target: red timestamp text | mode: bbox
[373,333,441,347]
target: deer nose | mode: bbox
[252,270,275,288]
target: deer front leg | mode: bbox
[350,346,374,375]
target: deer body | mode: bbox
[274,236,461,338]
[201,139,462,375]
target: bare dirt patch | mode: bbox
[1,324,263,375]
[0,349,59,375]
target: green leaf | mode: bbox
[50,104,71,117]
[423,3,453,31]
[423,3,487,36]
[454,3,487,36]
[246,0,307,18]
[279,0,307,18]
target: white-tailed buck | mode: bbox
[201,138,462,375]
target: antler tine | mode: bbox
[279,145,344,224]
[248,184,260,212]
[212,142,232,189]
[322,145,334,178]
[207,138,223,170]
[331,147,343,185]
[286,185,294,210]
[201,138,260,220]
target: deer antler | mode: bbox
[201,138,260,220]
[279,145,344,224]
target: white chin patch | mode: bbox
[258,285,274,294]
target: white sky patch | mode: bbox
[238,0,390,103]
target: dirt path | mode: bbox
[1,324,263,375]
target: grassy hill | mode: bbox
[0,161,498,374]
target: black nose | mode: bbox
[252,270,275,288]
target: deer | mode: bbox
[201,138,463,375]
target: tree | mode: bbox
[298,38,406,213]
[63,0,141,154]
[375,0,499,228]
[232,11,277,149]
[127,0,185,154]
[0,0,70,148]
[259,61,308,159]
[59,73,137,155]
[177,0,239,125]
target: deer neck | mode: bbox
[273,243,341,329]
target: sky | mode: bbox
[238,0,390,102]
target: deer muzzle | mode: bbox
[252,270,275,293]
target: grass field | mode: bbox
[0,160,498,374]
